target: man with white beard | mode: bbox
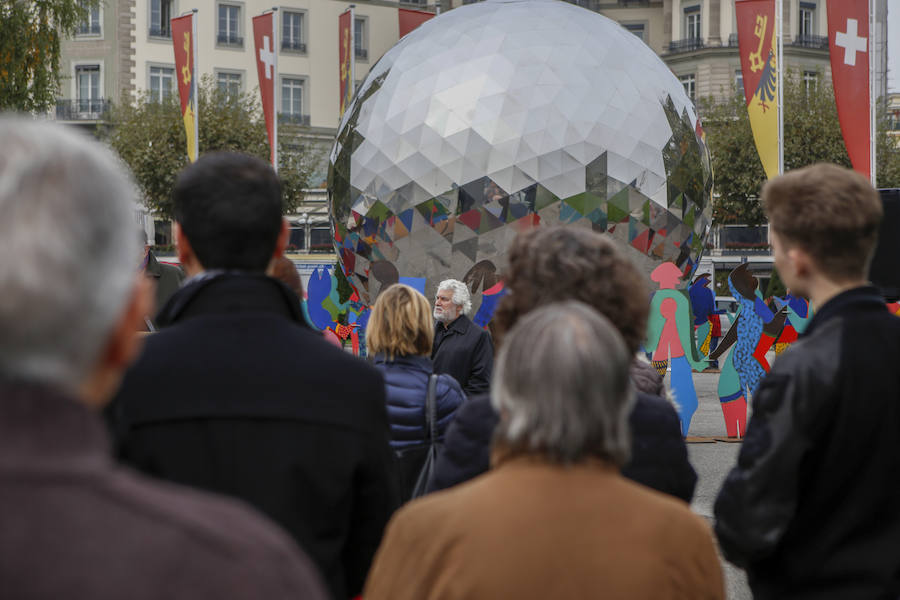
[431,279,493,396]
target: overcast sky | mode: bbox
[889,4,899,92]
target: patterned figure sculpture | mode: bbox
[709,264,787,437]
[772,294,812,354]
[645,262,708,435]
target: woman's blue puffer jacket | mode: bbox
[373,354,466,450]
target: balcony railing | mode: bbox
[77,23,101,35]
[668,37,705,53]
[278,113,311,126]
[282,39,307,53]
[149,25,171,38]
[792,34,828,49]
[727,33,739,47]
[217,33,243,46]
[56,99,111,121]
[355,47,368,60]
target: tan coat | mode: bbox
[365,456,724,600]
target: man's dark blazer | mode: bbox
[431,314,493,396]
[109,273,399,600]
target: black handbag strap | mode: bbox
[425,374,438,443]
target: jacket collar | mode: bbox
[436,314,471,335]
[155,272,308,329]
[372,353,433,373]
[0,380,110,471]
[803,285,886,338]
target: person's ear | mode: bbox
[174,222,203,277]
[789,246,811,280]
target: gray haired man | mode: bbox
[431,278,493,396]
[0,118,327,599]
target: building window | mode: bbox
[803,70,818,95]
[679,73,696,101]
[684,5,701,40]
[77,0,101,36]
[799,2,816,38]
[310,227,333,252]
[623,23,645,42]
[288,228,306,251]
[149,0,172,38]
[354,17,368,60]
[735,70,744,96]
[218,4,242,46]
[149,66,175,102]
[280,78,308,125]
[282,11,305,53]
[216,71,241,100]
[76,65,101,112]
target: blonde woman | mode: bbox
[368,284,466,500]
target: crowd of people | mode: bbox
[2,116,900,599]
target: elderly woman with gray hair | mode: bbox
[364,302,725,599]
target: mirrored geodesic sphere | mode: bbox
[329,0,713,312]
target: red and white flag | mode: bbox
[827,0,871,180]
[253,12,277,169]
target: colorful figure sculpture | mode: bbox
[709,264,787,437]
[645,262,708,436]
[689,273,724,366]
[772,293,812,354]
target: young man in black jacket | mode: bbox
[110,153,399,600]
[714,163,900,599]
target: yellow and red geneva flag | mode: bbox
[338,8,353,117]
[736,0,778,180]
[171,13,198,162]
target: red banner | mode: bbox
[399,8,434,38]
[171,13,197,162]
[828,0,871,179]
[339,9,353,116]
[736,0,779,179]
[253,12,277,167]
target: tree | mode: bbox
[699,70,900,225]
[104,75,318,219]
[0,0,98,113]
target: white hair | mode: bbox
[491,301,635,465]
[436,279,472,315]
[0,117,141,391]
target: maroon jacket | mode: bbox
[0,381,329,600]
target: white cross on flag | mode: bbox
[253,12,277,167]
[828,0,871,179]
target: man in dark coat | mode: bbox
[431,278,493,396]
[715,164,900,599]
[110,152,399,600]
[0,118,327,600]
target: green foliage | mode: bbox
[765,268,787,299]
[104,75,317,219]
[0,0,99,112]
[699,70,900,225]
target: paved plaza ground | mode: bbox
[673,369,751,600]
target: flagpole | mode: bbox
[775,0,784,175]
[869,0,876,186]
[272,7,279,173]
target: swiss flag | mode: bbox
[827,0,870,179]
[253,12,276,167]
